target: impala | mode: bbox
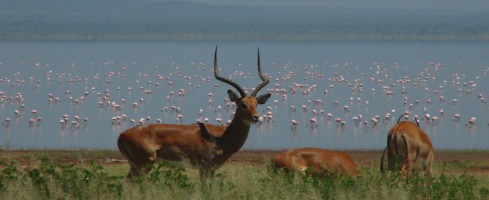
[380,116,434,179]
[117,48,271,183]
[270,147,360,177]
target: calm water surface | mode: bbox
[0,41,488,150]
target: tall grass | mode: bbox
[1,157,488,200]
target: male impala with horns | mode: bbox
[117,47,271,184]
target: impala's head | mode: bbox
[214,47,271,124]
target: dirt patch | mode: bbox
[229,150,489,175]
[228,150,384,166]
[1,149,488,174]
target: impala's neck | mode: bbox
[217,113,251,154]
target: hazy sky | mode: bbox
[173,0,489,11]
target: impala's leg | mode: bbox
[199,166,215,182]
[399,153,415,179]
[128,160,154,177]
[128,163,145,178]
[397,135,413,183]
[423,151,434,177]
[126,146,157,177]
[127,161,138,178]
[199,165,215,190]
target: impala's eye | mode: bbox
[241,103,247,108]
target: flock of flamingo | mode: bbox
[0,52,488,150]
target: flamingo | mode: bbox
[291,119,298,127]
[2,118,11,127]
[216,117,223,124]
[309,118,317,126]
[29,118,36,126]
[453,114,461,121]
[327,113,333,119]
[335,117,342,125]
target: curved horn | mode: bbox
[414,116,420,127]
[213,47,246,97]
[397,114,403,124]
[251,48,269,97]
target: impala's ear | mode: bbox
[228,90,240,102]
[256,93,271,105]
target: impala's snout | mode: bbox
[252,115,260,122]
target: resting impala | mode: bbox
[380,116,434,179]
[117,48,271,183]
[270,147,360,177]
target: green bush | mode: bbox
[0,159,487,200]
[147,161,194,190]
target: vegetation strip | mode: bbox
[1,150,488,199]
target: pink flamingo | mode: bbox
[335,117,342,125]
[310,118,317,126]
[327,113,333,119]
[453,114,461,121]
[291,119,298,127]
[215,117,223,124]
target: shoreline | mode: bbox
[1,149,487,165]
[1,149,487,175]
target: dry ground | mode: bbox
[231,150,489,174]
[1,149,488,175]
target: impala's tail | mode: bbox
[117,136,129,159]
[382,132,409,172]
[380,146,388,173]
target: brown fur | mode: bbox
[380,121,434,178]
[271,147,360,176]
[117,48,271,184]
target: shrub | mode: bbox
[0,158,487,200]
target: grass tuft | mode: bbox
[0,152,488,199]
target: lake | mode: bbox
[0,41,488,150]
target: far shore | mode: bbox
[1,149,487,166]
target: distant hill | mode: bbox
[1,0,488,42]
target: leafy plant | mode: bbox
[1,156,488,200]
[147,161,194,190]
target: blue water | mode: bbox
[1,41,488,150]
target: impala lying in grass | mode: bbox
[271,147,360,177]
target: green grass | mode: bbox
[1,154,488,200]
